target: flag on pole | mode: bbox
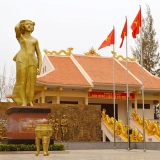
[119,19,127,48]
[131,8,141,38]
[98,29,115,50]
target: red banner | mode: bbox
[89,91,135,100]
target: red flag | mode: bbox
[120,19,127,48]
[98,29,114,50]
[131,8,141,38]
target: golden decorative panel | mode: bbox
[1,103,101,142]
[48,104,101,142]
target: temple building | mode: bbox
[34,47,160,125]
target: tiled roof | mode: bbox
[37,54,160,90]
[120,61,160,90]
[37,56,91,86]
[73,55,141,86]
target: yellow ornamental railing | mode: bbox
[132,109,160,140]
[101,109,143,142]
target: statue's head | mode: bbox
[19,20,35,34]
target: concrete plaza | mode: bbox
[0,149,160,160]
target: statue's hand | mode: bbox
[37,68,40,75]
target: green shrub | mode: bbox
[0,144,64,151]
[49,144,65,151]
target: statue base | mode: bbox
[5,106,51,144]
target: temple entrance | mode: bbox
[89,103,118,142]
[89,103,118,120]
[101,104,118,120]
[153,103,159,120]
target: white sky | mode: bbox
[0,0,159,73]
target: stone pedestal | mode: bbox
[5,106,51,144]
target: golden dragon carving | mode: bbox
[43,48,74,56]
[115,120,128,141]
[111,51,136,61]
[130,128,143,142]
[132,109,160,140]
[102,109,143,142]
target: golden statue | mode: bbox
[61,115,68,141]
[49,115,55,127]
[12,20,42,106]
[49,115,55,138]
[54,119,59,141]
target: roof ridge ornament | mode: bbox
[84,47,100,56]
[43,48,74,56]
[111,51,136,61]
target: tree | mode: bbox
[131,5,160,76]
[5,66,16,102]
[0,64,7,102]
[0,65,16,102]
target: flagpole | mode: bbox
[112,26,116,150]
[124,16,130,151]
[139,5,146,152]
[98,27,115,148]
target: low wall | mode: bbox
[57,142,160,150]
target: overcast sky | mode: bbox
[0,0,159,74]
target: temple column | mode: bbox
[134,97,137,112]
[56,92,60,104]
[85,92,88,105]
[85,88,92,105]
[41,90,45,103]
[38,97,41,103]
[56,87,62,104]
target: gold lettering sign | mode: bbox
[89,92,135,100]
[19,118,48,133]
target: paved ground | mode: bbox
[0,149,160,160]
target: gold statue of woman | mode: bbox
[12,20,42,106]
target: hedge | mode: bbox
[0,144,64,151]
